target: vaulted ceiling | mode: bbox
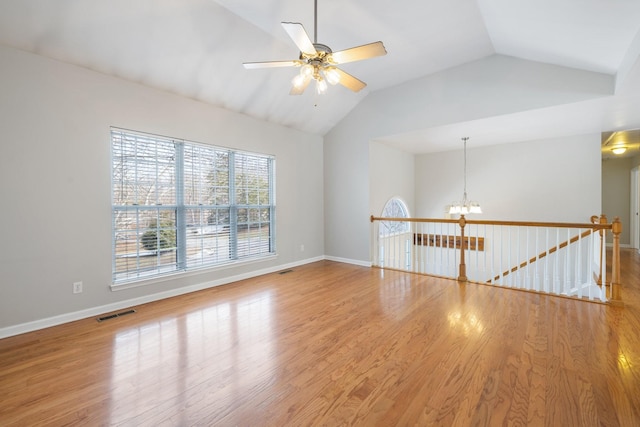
[1,0,640,154]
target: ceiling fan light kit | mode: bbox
[243,0,387,95]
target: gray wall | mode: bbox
[369,141,415,217]
[0,45,324,334]
[416,135,601,222]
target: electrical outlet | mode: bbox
[73,281,83,294]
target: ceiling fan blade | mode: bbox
[281,22,317,56]
[330,41,387,64]
[333,68,367,92]
[290,76,312,95]
[243,60,300,69]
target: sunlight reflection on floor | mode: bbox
[109,291,274,424]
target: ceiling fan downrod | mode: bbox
[314,0,318,44]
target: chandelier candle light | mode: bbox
[448,137,482,215]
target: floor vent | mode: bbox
[97,309,136,322]
[278,269,294,275]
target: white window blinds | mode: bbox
[111,128,275,284]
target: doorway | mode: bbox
[632,166,640,251]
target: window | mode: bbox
[111,128,275,284]
[380,198,410,236]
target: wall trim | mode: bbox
[0,255,328,339]
[324,256,372,267]
[606,243,632,248]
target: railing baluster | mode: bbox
[508,227,512,288]
[499,225,504,287]
[483,224,488,281]
[491,225,502,281]
[527,227,542,292]
[518,227,522,288]
[475,224,480,281]
[587,231,597,300]
[415,223,419,273]
[577,228,582,299]
[419,223,424,273]
[543,228,549,293]
[553,228,560,294]
[562,229,571,295]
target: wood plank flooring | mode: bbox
[1,249,640,426]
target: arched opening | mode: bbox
[380,197,410,236]
[379,198,411,269]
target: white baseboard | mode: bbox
[605,243,633,248]
[324,256,372,267]
[0,255,328,340]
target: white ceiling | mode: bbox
[1,0,640,153]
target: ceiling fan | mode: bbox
[243,0,387,95]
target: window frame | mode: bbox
[380,197,410,236]
[110,128,276,287]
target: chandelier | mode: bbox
[448,137,482,215]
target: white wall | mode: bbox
[0,45,324,333]
[602,157,633,245]
[416,135,602,222]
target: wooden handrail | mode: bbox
[371,215,612,230]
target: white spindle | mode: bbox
[509,227,522,288]
[507,227,512,288]
[532,227,537,291]
[499,226,504,287]
[587,230,597,300]
[483,224,488,281]
[601,232,607,300]
[491,225,502,282]
[564,228,571,295]
[543,228,549,293]
[554,228,560,294]
[473,224,477,281]
[576,229,582,298]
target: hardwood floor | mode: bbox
[2,250,640,426]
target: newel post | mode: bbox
[595,214,608,286]
[458,215,468,282]
[611,217,622,304]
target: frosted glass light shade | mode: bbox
[324,67,341,85]
[292,73,309,89]
[448,201,482,215]
[316,78,327,94]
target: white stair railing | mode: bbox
[370,214,622,304]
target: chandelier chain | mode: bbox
[462,137,469,202]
